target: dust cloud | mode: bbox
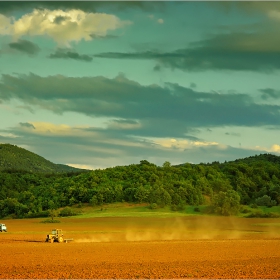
[74,216,260,243]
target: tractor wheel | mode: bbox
[58,236,64,243]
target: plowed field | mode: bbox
[1,216,280,279]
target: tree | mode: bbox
[60,206,77,217]
[212,189,240,216]
[90,195,98,206]
[255,195,277,207]
[149,186,171,208]
[134,185,150,203]
[268,184,280,205]
[48,209,59,221]
[162,161,171,168]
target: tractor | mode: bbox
[45,229,64,243]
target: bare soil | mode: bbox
[0,216,280,279]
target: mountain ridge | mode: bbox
[1,143,280,173]
[0,143,85,173]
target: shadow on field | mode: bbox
[11,239,45,243]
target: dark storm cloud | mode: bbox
[95,32,280,72]
[19,122,35,129]
[260,88,280,100]
[8,40,40,55]
[102,118,200,140]
[0,1,166,15]
[48,49,92,62]
[1,73,280,139]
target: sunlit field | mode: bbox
[1,204,280,278]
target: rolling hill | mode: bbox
[0,143,84,173]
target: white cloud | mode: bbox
[0,9,132,45]
[270,144,280,152]
[153,138,219,150]
[254,144,280,154]
[0,132,18,138]
[0,14,12,35]
[19,121,92,136]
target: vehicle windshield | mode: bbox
[51,230,57,234]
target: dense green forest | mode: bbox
[0,144,280,219]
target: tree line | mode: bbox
[0,154,280,218]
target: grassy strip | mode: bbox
[59,203,280,218]
[68,203,206,218]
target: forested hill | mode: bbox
[0,143,83,173]
[229,153,280,165]
[1,145,280,219]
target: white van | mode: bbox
[0,224,7,232]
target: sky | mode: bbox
[1,1,280,170]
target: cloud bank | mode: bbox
[0,121,269,168]
[49,48,92,62]
[0,1,166,15]
[1,73,280,140]
[8,39,40,55]
[95,30,280,72]
[0,9,131,45]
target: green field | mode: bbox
[53,202,280,219]
[67,203,205,218]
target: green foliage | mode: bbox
[162,161,171,168]
[149,186,171,208]
[250,203,258,209]
[255,195,277,207]
[150,203,158,209]
[25,211,49,218]
[90,195,98,206]
[212,190,240,216]
[40,219,61,223]
[171,200,186,211]
[134,185,150,203]
[2,149,280,219]
[0,143,84,173]
[59,206,78,217]
[48,209,59,221]
[245,210,280,218]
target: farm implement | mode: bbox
[45,229,74,243]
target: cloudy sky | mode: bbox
[1,1,280,169]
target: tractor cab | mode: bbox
[46,228,64,243]
[52,229,62,235]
